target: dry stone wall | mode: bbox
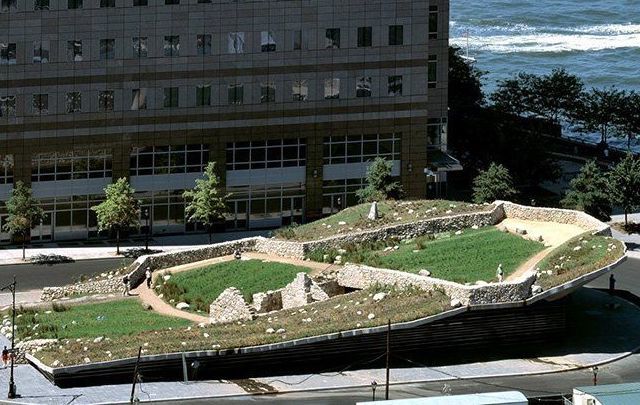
[209,287,255,324]
[41,278,123,301]
[337,264,537,306]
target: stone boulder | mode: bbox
[209,287,254,324]
[281,273,314,309]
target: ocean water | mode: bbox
[450,0,640,151]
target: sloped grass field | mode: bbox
[29,287,450,367]
[274,200,494,241]
[310,227,544,283]
[156,259,313,312]
[14,299,190,340]
[536,233,625,289]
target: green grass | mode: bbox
[273,199,493,242]
[537,232,625,289]
[312,227,544,283]
[15,299,190,340]
[33,286,450,367]
[156,259,313,311]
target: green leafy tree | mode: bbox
[490,72,536,117]
[356,157,404,203]
[609,153,640,226]
[614,90,640,150]
[183,162,230,244]
[3,181,46,260]
[92,177,140,255]
[561,161,612,221]
[472,163,517,204]
[573,87,626,145]
[448,46,485,114]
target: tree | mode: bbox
[183,162,230,244]
[614,90,640,150]
[472,163,517,204]
[573,87,626,145]
[92,177,140,255]
[490,72,537,117]
[3,181,45,260]
[609,153,640,227]
[356,157,404,203]
[561,161,612,221]
[448,46,485,114]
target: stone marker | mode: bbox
[367,201,378,220]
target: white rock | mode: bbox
[83,357,91,363]
[471,225,479,230]
[357,310,363,315]
[573,246,582,251]
[419,269,431,277]
[203,333,210,338]
[455,230,463,235]
[176,302,190,310]
[531,285,543,294]
[373,292,387,302]
[276,328,286,334]
[367,313,375,320]
[163,275,171,281]
[450,299,462,308]
[93,336,104,343]
[338,221,347,226]
[266,328,275,334]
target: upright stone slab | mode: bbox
[209,287,254,324]
[281,272,313,309]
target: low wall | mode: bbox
[337,264,537,306]
[126,238,259,288]
[41,278,123,301]
[500,201,611,236]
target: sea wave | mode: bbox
[451,31,640,53]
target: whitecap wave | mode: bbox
[451,31,640,53]
[565,23,640,35]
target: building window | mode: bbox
[388,75,402,96]
[261,31,276,52]
[228,84,244,105]
[33,41,50,63]
[197,34,212,56]
[132,37,148,57]
[429,6,438,39]
[428,55,437,88]
[389,25,403,45]
[163,87,179,108]
[33,94,48,115]
[261,82,276,103]
[100,0,114,7]
[356,77,372,98]
[324,78,340,99]
[100,39,115,60]
[67,40,83,62]
[131,88,147,110]
[427,118,447,150]
[129,144,209,176]
[0,155,13,185]
[228,32,245,54]
[292,30,302,50]
[0,96,16,117]
[164,36,180,57]
[133,0,147,6]
[32,150,112,182]
[165,0,179,4]
[357,27,372,47]
[0,43,16,64]
[67,0,82,9]
[34,0,49,10]
[326,28,340,49]
[292,80,308,101]
[65,92,82,113]
[1,0,16,11]
[196,84,211,106]
[197,0,210,3]
[323,133,401,165]
[226,139,306,170]
[98,91,114,112]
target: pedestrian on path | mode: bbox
[609,274,616,294]
[234,249,242,260]
[1,346,8,368]
[122,274,130,296]
[145,267,153,289]
[496,264,504,283]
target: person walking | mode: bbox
[145,267,153,289]
[234,249,242,260]
[1,346,8,368]
[609,274,616,294]
[122,274,130,296]
[496,264,504,283]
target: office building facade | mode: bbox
[0,0,453,241]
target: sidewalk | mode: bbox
[609,213,640,259]
[0,287,637,404]
[0,231,268,266]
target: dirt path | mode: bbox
[131,253,340,323]
[500,218,586,281]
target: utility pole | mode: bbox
[130,346,142,404]
[385,319,391,400]
[1,276,17,399]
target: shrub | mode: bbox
[52,303,68,313]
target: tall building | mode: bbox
[0,0,455,242]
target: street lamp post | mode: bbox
[143,209,149,252]
[1,276,17,398]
